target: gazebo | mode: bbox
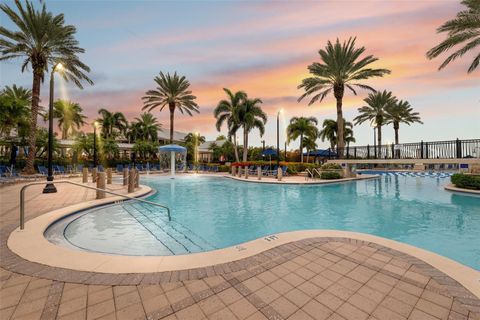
[158,144,187,176]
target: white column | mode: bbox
[171,151,175,176]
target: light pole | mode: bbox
[276,109,283,168]
[93,121,98,168]
[43,63,63,194]
[371,121,377,159]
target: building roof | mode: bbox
[199,139,227,153]
[157,130,187,142]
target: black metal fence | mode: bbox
[329,138,480,160]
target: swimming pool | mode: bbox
[45,174,480,270]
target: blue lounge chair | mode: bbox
[97,165,104,172]
[116,164,124,172]
[76,164,83,173]
[0,165,8,177]
[136,164,144,171]
[212,165,219,172]
[38,165,47,175]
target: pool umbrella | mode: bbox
[262,148,277,169]
[159,144,187,176]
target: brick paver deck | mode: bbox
[1,178,479,320]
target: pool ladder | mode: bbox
[305,168,321,180]
[19,180,171,230]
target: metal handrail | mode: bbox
[19,180,171,230]
[305,168,313,180]
[313,168,322,177]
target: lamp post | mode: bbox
[276,109,283,168]
[371,121,377,159]
[43,63,63,194]
[93,121,99,168]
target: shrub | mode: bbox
[321,163,342,170]
[451,173,480,190]
[320,171,342,180]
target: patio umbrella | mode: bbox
[262,148,277,169]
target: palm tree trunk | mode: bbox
[23,69,42,174]
[394,122,399,145]
[233,132,239,162]
[300,133,304,163]
[334,84,345,159]
[242,127,248,161]
[169,103,175,144]
[377,126,382,157]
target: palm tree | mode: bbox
[298,37,390,157]
[184,132,205,163]
[426,0,480,73]
[354,90,397,149]
[318,119,355,150]
[302,135,317,163]
[233,97,267,161]
[214,88,246,162]
[51,100,86,139]
[0,1,93,173]
[286,116,318,163]
[97,109,128,139]
[0,85,32,139]
[142,72,199,144]
[133,112,161,142]
[385,100,423,145]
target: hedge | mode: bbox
[231,161,317,174]
[320,171,342,180]
[451,173,480,190]
[321,163,342,170]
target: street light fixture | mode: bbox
[276,109,283,168]
[43,62,64,194]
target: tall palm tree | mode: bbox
[214,88,246,162]
[298,37,390,157]
[0,85,32,139]
[318,118,354,150]
[133,112,161,142]
[0,1,93,173]
[184,132,205,163]
[233,97,267,161]
[385,100,423,145]
[427,0,480,73]
[142,72,199,144]
[286,116,318,163]
[354,90,397,148]
[51,100,86,139]
[97,108,128,139]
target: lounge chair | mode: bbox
[116,164,124,172]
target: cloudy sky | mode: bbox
[1,0,479,149]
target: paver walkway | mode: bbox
[1,177,479,320]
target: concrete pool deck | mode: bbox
[1,176,480,319]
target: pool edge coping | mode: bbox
[7,181,480,298]
[444,183,480,195]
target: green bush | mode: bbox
[451,173,480,190]
[321,163,342,170]
[320,171,342,180]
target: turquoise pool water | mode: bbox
[45,175,480,269]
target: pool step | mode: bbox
[122,203,214,255]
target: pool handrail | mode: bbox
[19,180,171,230]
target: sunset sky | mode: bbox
[1,0,479,149]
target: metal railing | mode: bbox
[19,180,171,230]
[326,138,480,160]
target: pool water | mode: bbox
[45,175,480,270]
